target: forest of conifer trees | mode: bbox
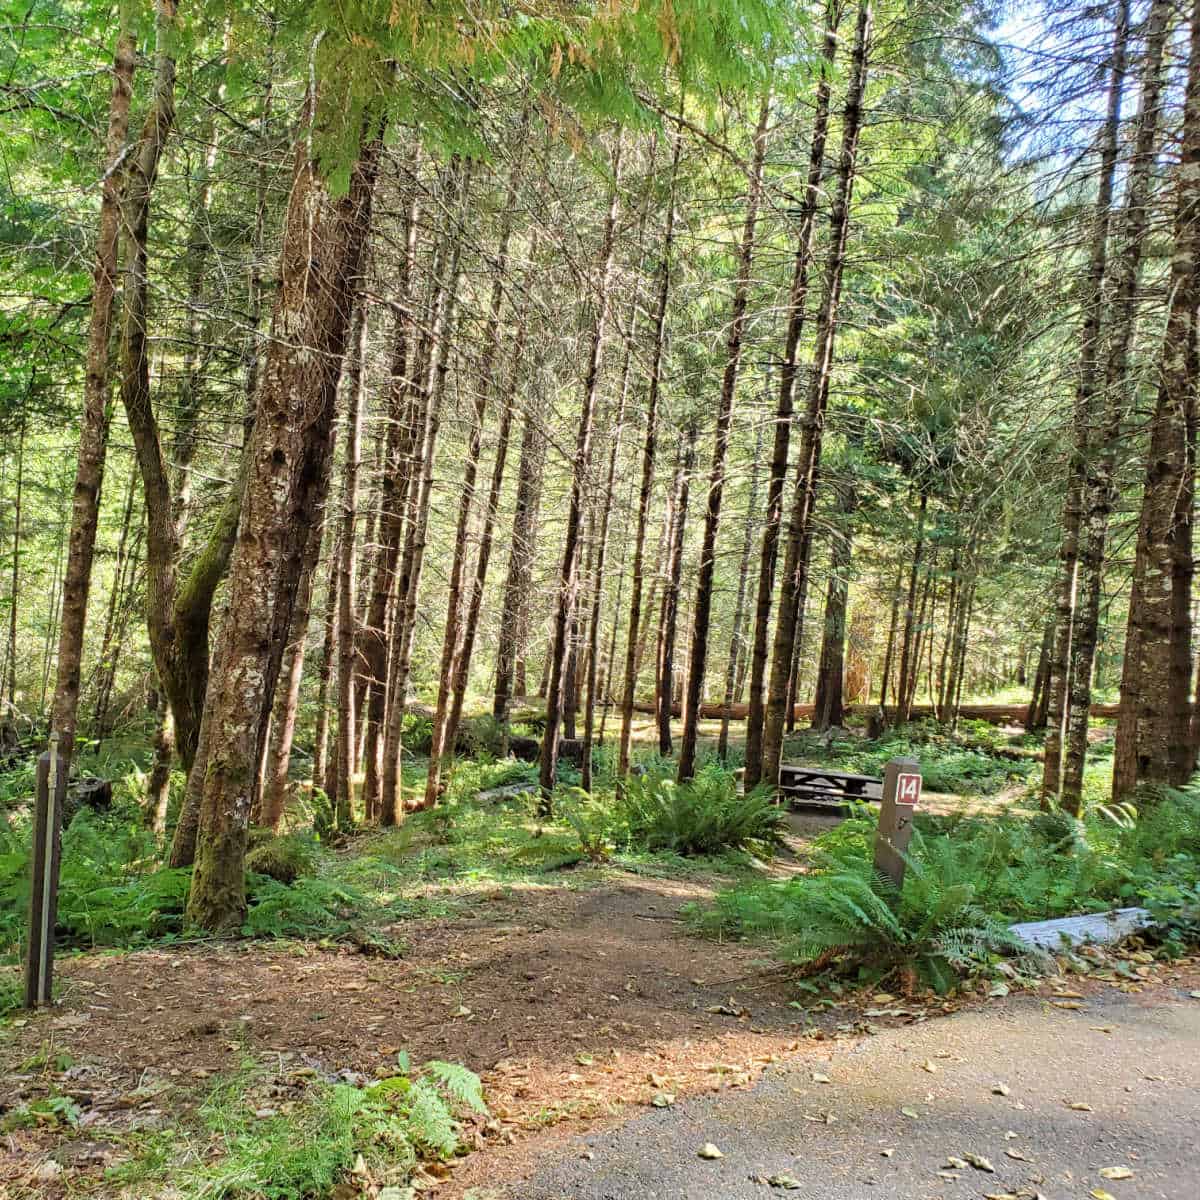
[4,2,1200,1192]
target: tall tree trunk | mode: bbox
[51,6,135,767]
[92,466,140,736]
[380,163,472,823]
[424,145,525,809]
[538,145,623,809]
[1062,0,1169,812]
[656,428,695,756]
[492,375,546,726]
[761,0,872,789]
[1026,622,1053,733]
[1043,0,1130,801]
[895,491,929,724]
[312,527,341,794]
[743,0,842,787]
[119,0,247,783]
[148,708,175,834]
[580,308,636,790]
[334,304,369,829]
[812,489,856,731]
[360,183,420,823]
[935,542,961,719]
[678,91,771,781]
[186,109,383,933]
[260,511,328,831]
[718,418,764,760]
[7,417,24,710]
[783,529,814,731]
[447,287,532,751]
[618,134,682,776]
[904,552,936,718]
[1114,0,1200,800]
[877,571,902,715]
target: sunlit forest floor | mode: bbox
[3,712,1198,1199]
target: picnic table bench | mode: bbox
[778,764,883,811]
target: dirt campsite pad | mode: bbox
[2,870,858,1197]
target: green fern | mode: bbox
[424,1059,487,1114]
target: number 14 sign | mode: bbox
[896,772,921,807]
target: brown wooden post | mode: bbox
[25,732,66,1008]
[873,754,921,892]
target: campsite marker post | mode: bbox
[873,755,921,892]
[24,732,65,1009]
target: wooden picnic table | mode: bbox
[778,764,883,809]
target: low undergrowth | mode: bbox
[785,718,1035,796]
[38,1053,487,1199]
[0,754,767,963]
[696,779,1200,991]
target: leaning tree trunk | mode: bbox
[618,134,682,776]
[118,0,247,787]
[761,0,872,790]
[743,0,842,787]
[1114,0,1200,800]
[1061,0,1169,812]
[51,9,135,769]
[185,110,383,933]
[677,91,771,782]
[538,146,622,808]
[1042,0,1130,803]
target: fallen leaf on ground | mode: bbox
[1099,1167,1134,1181]
[993,1082,1011,1096]
[1068,1101,1094,1111]
[901,1107,920,1119]
[945,1157,969,1170]
[698,1143,723,1160]
[964,1153,995,1173]
[1091,1190,1117,1200]
[767,1173,801,1189]
[811,1071,831,1084]
[651,1093,674,1108]
[1005,1149,1030,1161]
[920,1059,938,1074]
